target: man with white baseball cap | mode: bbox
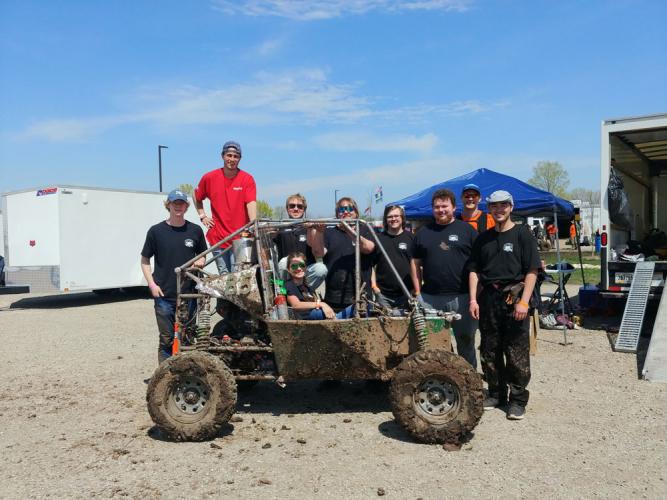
[467,190,540,421]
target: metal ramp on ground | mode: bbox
[642,290,667,383]
[614,261,655,353]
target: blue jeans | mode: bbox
[375,291,410,311]
[421,292,478,369]
[154,297,195,364]
[212,248,234,274]
[301,304,356,320]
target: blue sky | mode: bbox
[1,0,666,216]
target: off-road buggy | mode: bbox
[146,218,483,444]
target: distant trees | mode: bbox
[568,188,600,206]
[177,183,194,195]
[257,200,273,218]
[273,205,287,220]
[528,161,570,198]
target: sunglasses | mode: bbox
[287,203,305,210]
[337,205,355,213]
[289,262,306,271]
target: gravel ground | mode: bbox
[0,288,665,499]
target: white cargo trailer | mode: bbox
[599,113,667,298]
[1,186,213,293]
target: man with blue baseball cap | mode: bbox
[468,189,540,421]
[141,189,207,364]
[458,183,495,233]
[194,140,257,274]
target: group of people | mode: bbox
[141,140,541,421]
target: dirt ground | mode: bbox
[1,287,665,499]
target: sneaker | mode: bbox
[483,396,500,410]
[506,404,525,420]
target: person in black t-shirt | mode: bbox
[371,205,414,310]
[411,189,478,368]
[284,252,354,319]
[141,189,207,364]
[273,193,327,289]
[468,190,540,421]
[309,197,375,312]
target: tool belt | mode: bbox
[495,281,539,309]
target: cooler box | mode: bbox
[578,284,602,309]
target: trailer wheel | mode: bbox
[389,349,483,444]
[147,351,237,441]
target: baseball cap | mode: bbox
[486,190,514,205]
[167,189,188,203]
[462,183,481,195]
[222,140,242,156]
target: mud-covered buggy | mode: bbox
[146,218,483,444]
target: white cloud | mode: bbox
[260,151,599,207]
[212,0,472,20]
[313,131,438,153]
[15,69,506,142]
[255,37,285,56]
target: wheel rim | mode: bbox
[414,377,460,418]
[169,376,210,416]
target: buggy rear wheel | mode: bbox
[147,351,237,441]
[389,349,483,444]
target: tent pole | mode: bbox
[554,207,569,345]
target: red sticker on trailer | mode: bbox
[36,187,58,196]
[30,240,36,246]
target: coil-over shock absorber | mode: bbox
[412,304,428,350]
[195,296,212,349]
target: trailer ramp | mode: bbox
[615,262,655,353]
[642,291,667,383]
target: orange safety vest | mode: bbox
[459,211,495,232]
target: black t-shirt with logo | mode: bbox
[413,220,477,294]
[285,278,319,319]
[469,224,541,287]
[141,221,207,297]
[273,227,316,264]
[323,225,374,307]
[373,230,414,297]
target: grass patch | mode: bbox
[540,250,601,286]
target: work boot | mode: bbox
[506,403,526,420]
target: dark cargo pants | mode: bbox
[478,286,531,407]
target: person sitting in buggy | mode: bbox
[284,252,355,320]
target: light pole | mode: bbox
[158,145,168,192]
[334,189,340,210]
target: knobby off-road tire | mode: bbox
[147,351,237,441]
[389,349,483,444]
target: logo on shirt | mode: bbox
[184,239,194,248]
[503,243,514,252]
[299,234,307,242]
[232,187,243,191]
[398,242,408,251]
[448,234,459,242]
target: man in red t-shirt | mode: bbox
[194,141,257,274]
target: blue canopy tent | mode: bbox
[390,167,575,343]
[389,168,574,219]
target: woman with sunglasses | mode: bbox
[284,252,353,320]
[273,193,327,289]
[309,197,375,314]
